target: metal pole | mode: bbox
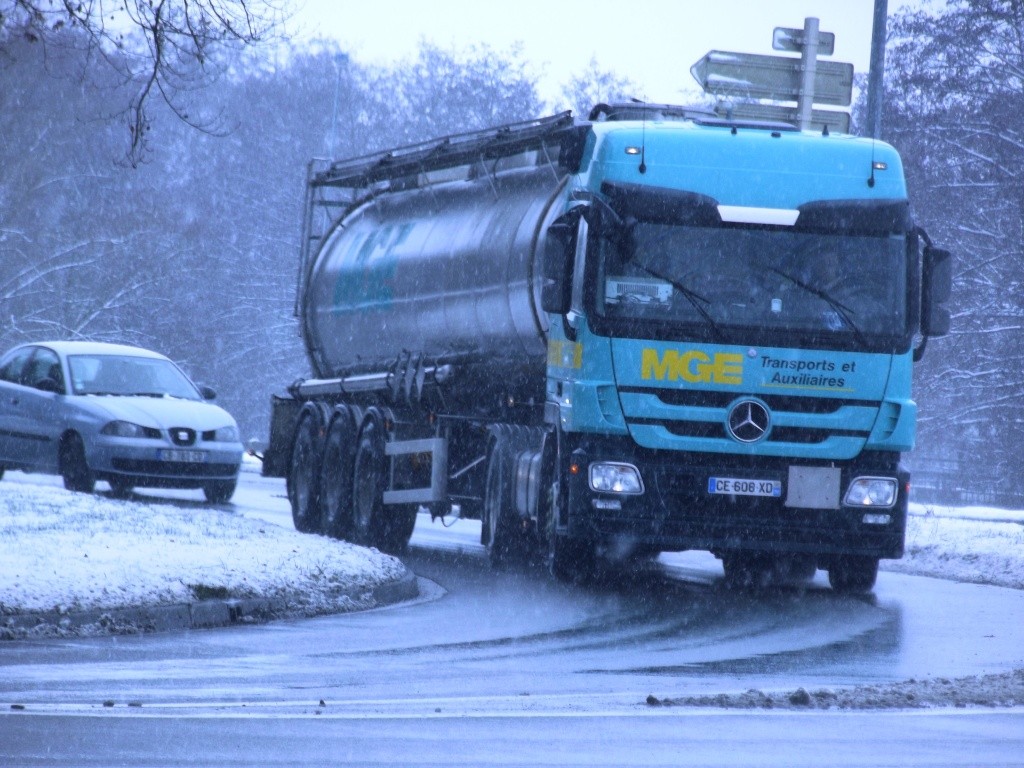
[797,17,819,130]
[866,0,889,138]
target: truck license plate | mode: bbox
[708,477,782,497]
[160,449,207,463]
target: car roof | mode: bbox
[17,341,170,360]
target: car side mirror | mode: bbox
[199,385,217,400]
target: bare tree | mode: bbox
[557,57,639,118]
[0,0,286,165]
[885,0,1024,502]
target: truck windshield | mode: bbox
[592,222,908,348]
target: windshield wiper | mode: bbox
[631,261,723,339]
[768,267,868,347]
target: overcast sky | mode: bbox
[291,0,923,107]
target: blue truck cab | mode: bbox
[542,109,952,590]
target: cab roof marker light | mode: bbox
[717,205,800,226]
[625,146,642,155]
[873,161,888,171]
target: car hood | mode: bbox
[80,395,237,431]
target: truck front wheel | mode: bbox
[483,433,527,568]
[828,556,879,594]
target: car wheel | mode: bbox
[59,434,96,493]
[108,478,134,498]
[204,478,237,504]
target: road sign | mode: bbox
[690,50,853,107]
[773,26,835,56]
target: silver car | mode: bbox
[0,341,243,503]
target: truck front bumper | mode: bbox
[564,436,907,560]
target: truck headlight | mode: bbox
[589,463,644,494]
[844,477,897,508]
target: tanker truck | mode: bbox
[264,103,952,592]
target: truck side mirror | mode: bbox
[541,210,582,314]
[921,245,952,337]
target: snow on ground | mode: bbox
[887,502,1024,590]
[2,473,1023,708]
[0,477,407,621]
[2,468,1021,621]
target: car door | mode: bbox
[0,346,36,467]
[0,346,63,470]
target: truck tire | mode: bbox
[549,534,597,583]
[60,434,96,493]
[721,553,773,590]
[352,413,387,548]
[288,407,326,533]
[319,407,357,540]
[483,432,527,568]
[828,556,879,594]
[379,505,418,553]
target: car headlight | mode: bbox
[101,420,159,439]
[210,425,240,442]
[844,477,897,508]
[589,462,644,494]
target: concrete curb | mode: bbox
[1,567,419,640]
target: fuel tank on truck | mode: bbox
[301,165,569,406]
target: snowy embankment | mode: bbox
[1,471,1021,620]
[0,477,407,622]
[887,502,1024,590]
[2,477,1023,709]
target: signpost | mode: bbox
[690,17,852,131]
[689,51,853,106]
[773,25,835,56]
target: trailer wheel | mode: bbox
[483,433,527,568]
[288,408,325,533]
[319,407,357,540]
[352,414,387,548]
[828,556,879,594]
[379,505,418,553]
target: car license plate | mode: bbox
[708,477,782,497]
[160,449,207,463]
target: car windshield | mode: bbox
[593,223,908,343]
[67,354,201,399]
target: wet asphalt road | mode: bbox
[2,471,1023,766]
